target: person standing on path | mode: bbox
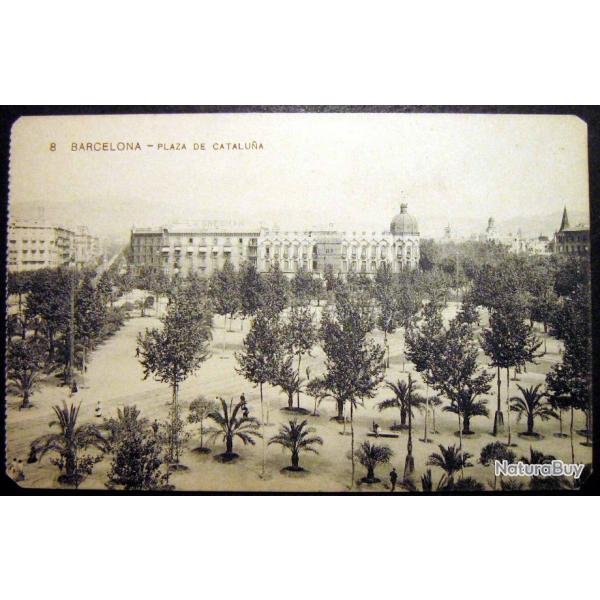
[389,467,398,493]
[95,401,102,418]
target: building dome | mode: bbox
[390,203,419,236]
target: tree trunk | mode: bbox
[336,398,344,420]
[423,385,429,441]
[506,368,512,446]
[400,406,407,427]
[493,366,504,435]
[367,466,374,480]
[404,392,414,481]
[527,413,534,435]
[226,435,233,454]
[291,451,299,469]
[570,406,575,464]
[350,401,355,489]
[287,392,294,409]
[65,450,76,479]
[260,382,266,477]
[463,414,471,435]
[297,354,302,409]
[21,389,31,409]
[200,419,204,448]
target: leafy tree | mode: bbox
[31,401,108,487]
[6,337,46,409]
[209,260,241,330]
[7,271,33,338]
[479,441,516,489]
[75,275,107,371]
[188,396,218,452]
[310,290,385,488]
[427,444,473,488]
[282,304,318,410]
[25,267,72,364]
[268,419,323,471]
[290,269,318,306]
[263,263,289,316]
[481,293,542,443]
[405,299,445,441]
[273,354,303,411]
[207,397,262,461]
[355,441,393,484]
[238,262,264,323]
[106,406,167,490]
[510,384,557,437]
[137,287,212,465]
[428,312,493,450]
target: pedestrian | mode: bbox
[372,421,380,437]
[389,467,398,493]
[16,460,25,482]
[152,419,160,435]
[95,401,102,418]
[70,380,78,395]
[242,405,249,419]
[240,392,246,406]
[135,346,140,358]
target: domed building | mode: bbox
[257,203,420,277]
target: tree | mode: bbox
[263,263,289,316]
[428,312,493,450]
[510,384,557,437]
[427,444,473,488]
[236,309,282,475]
[106,406,167,491]
[207,397,262,461]
[482,295,542,444]
[273,354,303,411]
[268,419,323,471]
[443,390,489,435]
[31,401,108,487]
[282,304,318,410]
[355,441,393,484]
[137,287,212,465]
[75,275,107,371]
[310,290,386,488]
[479,441,516,489]
[25,267,71,364]
[209,261,241,330]
[238,262,264,324]
[405,299,444,442]
[290,269,317,306]
[188,396,218,453]
[377,378,425,430]
[6,337,46,409]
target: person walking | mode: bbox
[95,401,102,418]
[135,346,141,358]
[389,467,398,493]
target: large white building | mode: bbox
[130,204,420,278]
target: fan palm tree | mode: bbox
[355,441,393,483]
[510,384,557,436]
[207,397,262,461]
[268,419,323,471]
[378,378,425,430]
[31,401,108,485]
[444,390,489,434]
[427,444,473,487]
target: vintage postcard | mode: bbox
[4,111,593,493]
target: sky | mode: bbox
[8,112,590,242]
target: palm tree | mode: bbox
[355,441,393,484]
[268,419,323,471]
[479,441,516,489]
[444,391,489,435]
[207,397,262,462]
[427,444,473,487]
[510,384,557,437]
[31,401,108,485]
[446,476,485,492]
[378,378,425,430]
[500,478,525,491]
